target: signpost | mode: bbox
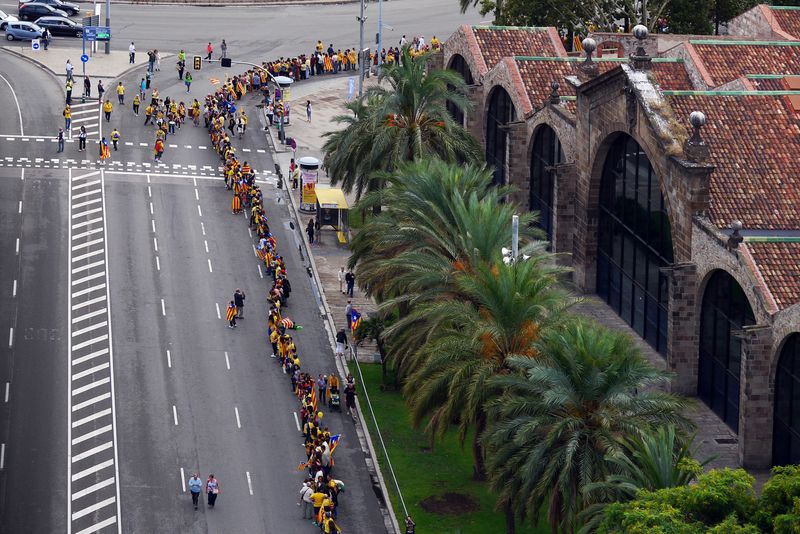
[31,39,40,51]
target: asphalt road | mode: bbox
[0,0,482,66]
[0,46,388,532]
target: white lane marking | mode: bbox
[72,348,110,367]
[172,405,178,426]
[72,408,112,429]
[72,425,112,445]
[18,200,22,214]
[71,392,111,412]
[198,145,206,150]
[71,284,106,298]
[71,309,107,326]
[197,205,202,217]
[71,207,103,219]
[153,237,158,252]
[257,265,263,279]
[71,496,115,520]
[71,217,103,230]
[147,186,152,198]
[234,406,241,429]
[71,458,114,482]
[71,478,115,501]
[166,350,171,368]
[146,174,151,184]
[71,179,101,191]
[71,441,112,462]
[0,443,5,469]
[72,362,110,381]
[224,351,230,370]
[0,72,24,135]
[72,197,102,210]
[156,256,160,271]
[12,279,16,297]
[204,240,209,253]
[124,142,133,146]
[71,333,108,351]
[8,327,13,348]
[180,467,186,492]
[293,412,301,432]
[3,383,8,403]
[192,177,197,186]
[72,377,111,396]
[72,249,104,263]
[15,238,19,255]
[215,302,220,319]
[71,321,108,338]
[247,227,252,237]
[194,189,199,201]
[71,260,105,275]
[151,219,156,233]
[139,142,147,147]
[207,259,213,273]
[201,222,206,236]
[246,471,253,495]
[71,189,101,200]
[252,245,257,258]
[161,299,166,316]
[71,295,107,311]
[72,238,105,251]
[149,202,153,215]
[72,271,105,286]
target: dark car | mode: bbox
[35,15,80,36]
[18,3,68,21]
[19,0,78,16]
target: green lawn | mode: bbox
[349,362,549,534]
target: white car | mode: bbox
[0,10,19,30]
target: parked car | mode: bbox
[4,20,43,41]
[0,10,19,30]
[35,16,81,37]
[19,0,78,16]
[18,3,68,21]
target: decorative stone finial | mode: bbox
[684,110,710,162]
[549,80,560,105]
[726,220,744,250]
[579,38,599,78]
[630,24,652,70]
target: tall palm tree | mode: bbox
[322,48,481,201]
[482,319,692,534]
[403,259,572,480]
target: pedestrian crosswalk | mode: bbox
[67,169,121,534]
[68,101,101,141]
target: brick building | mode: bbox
[438,5,800,469]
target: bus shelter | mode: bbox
[315,188,349,244]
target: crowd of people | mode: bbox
[201,78,360,533]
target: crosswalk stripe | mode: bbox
[71,477,115,500]
[71,441,112,462]
[74,515,117,534]
[71,347,109,366]
[71,392,110,412]
[71,377,111,396]
[71,424,112,445]
[72,408,112,429]
[71,496,115,520]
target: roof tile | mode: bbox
[690,42,800,87]
[472,27,560,70]
[745,241,800,310]
[771,7,800,40]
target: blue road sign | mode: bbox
[80,54,89,63]
[83,26,111,42]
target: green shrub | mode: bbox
[596,499,700,534]
[773,497,800,534]
[705,514,760,534]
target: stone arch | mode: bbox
[528,123,564,241]
[446,54,474,127]
[594,132,675,356]
[772,332,800,465]
[597,40,625,58]
[484,85,517,186]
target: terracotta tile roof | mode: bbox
[771,7,800,40]
[750,76,789,91]
[745,241,800,310]
[669,94,800,230]
[688,41,800,87]
[472,26,563,69]
[650,62,694,90]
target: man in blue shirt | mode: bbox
[188,473,203,510]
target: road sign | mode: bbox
[193,56,201,70]
[80,54,89,63]
[31,39,40,51]
[83,26,110,42]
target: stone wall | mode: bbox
[727,4,797,41]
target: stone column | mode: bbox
[465,84,483,146]
[552,162,576,256]
[737,323,774,469]
[506,121,529,206]
[664,262,699,395]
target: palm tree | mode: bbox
[322,47,481,201]
[482,319,692,534]
[402,259,572,480]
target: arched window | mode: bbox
[698,270,755,432]
[596,134,673,355]
[447,54,473,126]
[530,125,562,241]
[773,333,800,465]
[485,87,516,186]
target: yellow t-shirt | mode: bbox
[311,491,325,507]
[116,85,124,95]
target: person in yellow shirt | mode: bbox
[63,105,72,130]
[269,328,279,358]
[431,35,440,49]
[310,489,326,525]
[116,82,125,105]
[103,100,113,122]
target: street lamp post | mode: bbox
[357,0,366,98]
[104,0,109,54]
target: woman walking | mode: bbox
[205,474,220,507]
[226,301,237,328]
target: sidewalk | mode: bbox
[1,46,168,79]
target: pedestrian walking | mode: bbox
[337,267,346,294]
[154,49,161,71]
[184,72,192,92]
[97,80,105,101]
[335,328,348,358]
[344,300,352,331]
[99,137,110,163]
[145,71,152,90]
[103,100,113,122]
[111,128,120,151]
[42,28,50,50]
[220,39,227,59]
[78,125,86,151]
[65,78,73,105]
[57,128,64,152]
[234,288,245,318]
[266,103,274,126]
[206,42,213,60]
[177,59,185,81]
[128,42,136,63]
[63,105,71,130]
[205,474,220,507]
[188,473,202,510]
[83,76,91,98]
[65,59,73,82]
[299,481,314,519]
[306,100,312,123]
[139,77,146,100]
[144,104,153,125]
[317,374,327,406]
[116,82,124,105]
[226,301,237,328]
[132,94,140,116]
[147,50,155,72]
[306,218,315,244]
[345,270,355,297]
[153,137,164,161]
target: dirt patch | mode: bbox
[419,492,479,516]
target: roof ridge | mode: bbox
[472,25,547,32]
[689,39,800,46]
[770,5,800,10]
[513,55,683,63]
[664,89,800,95]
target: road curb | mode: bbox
[0,47,171,81]
[259,110,401,534]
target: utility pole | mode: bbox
[511,215,519,261]
[357,0,366,98]
[104,0,110,53]
[377,0,382,75]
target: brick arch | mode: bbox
[441,25,488,83]
[446,53,474,85]
[597,40,625,58]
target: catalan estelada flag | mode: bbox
[329,434,341,455]
[226,303,237,322]
[350,309,361,334]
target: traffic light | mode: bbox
[221,58,232,68]
[193,56,201,70]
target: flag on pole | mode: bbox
[329,433,341,455]
[311,387,318,413]
[350,309,361,334]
